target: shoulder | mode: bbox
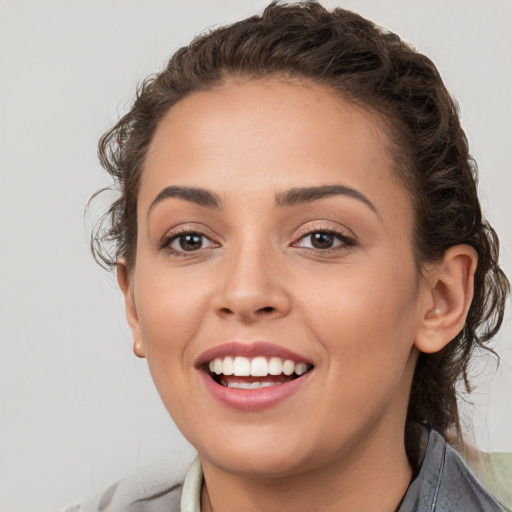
[400,426,509,512]
[62,457,193,512]
[438,435,508,511]
[456,447,512,511]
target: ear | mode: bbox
[117,260,146,358]
[415,245,478,354]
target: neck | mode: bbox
[200,421,412,512]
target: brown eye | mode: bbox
[310,232,335,249]
[165,232,217,253]
[294,229,354,251]
[177,233,203,251]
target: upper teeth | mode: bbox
[208,356,309,377]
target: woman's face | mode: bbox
[123,79,432,477]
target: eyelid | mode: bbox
[291,222,357,250]
[158,224,220,254]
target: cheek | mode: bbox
[134,266,208,368]
[295,266,420,444]
[301,256,420,380]
[134,274,206,422]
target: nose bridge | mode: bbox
[215,233,290,321]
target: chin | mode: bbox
[205,447,310,479]
[190,424,324,479]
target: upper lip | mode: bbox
[195,341,313,367]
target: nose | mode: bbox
[213,242,292,323]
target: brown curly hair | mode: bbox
[92,1,509,437]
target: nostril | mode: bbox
[217,305,278,321]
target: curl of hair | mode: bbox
[92,1,509,436]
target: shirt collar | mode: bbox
[180,456,203,512]
[178,429,429,512]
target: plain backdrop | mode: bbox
[1,1,511,510]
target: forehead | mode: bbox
[139,79,409,223]
[146,78,392,166]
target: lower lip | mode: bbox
[198,371,312,411]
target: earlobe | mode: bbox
[117,260,146,358]
[415,245,478,354]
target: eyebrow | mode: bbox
[148,183,378,216]
[275,185,378,214]
[148,185,221,216]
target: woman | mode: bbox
[85,2,510,511]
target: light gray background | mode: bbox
[1,1,511,511]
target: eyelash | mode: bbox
[292,226,356,253]
[159,227,219,256]
[159,226,356,256]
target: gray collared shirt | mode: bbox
[179,427,507,512]
[65,425,508,511]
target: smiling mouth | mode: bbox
[206,356,314,389]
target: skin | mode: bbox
[118,79,477,512]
